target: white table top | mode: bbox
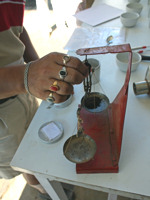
[11,0,150,199]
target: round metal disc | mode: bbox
[63,135,97,164]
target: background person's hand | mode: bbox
[27,52,89,103]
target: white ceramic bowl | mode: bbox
[126,3,143,15]
[120,12,139,27]
[128,0,141,3]
[54,94,73,109]
[116,52,141,72]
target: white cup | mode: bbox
[85,58,100,85]
[116,52,141,72]
[126,3,143,15]
[120,12,139,27]
[54,95,73,109]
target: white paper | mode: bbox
[41,122,61,140]
[64,27,125,51]
[74,3,123,26]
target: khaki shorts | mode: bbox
[0,94,39,179]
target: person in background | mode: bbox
[0,0,88,199]
[76,0,94,12]
[76,0,95,25]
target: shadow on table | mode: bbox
[19,181,134,200]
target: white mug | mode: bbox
[54,95,73,109]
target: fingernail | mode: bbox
[50,85,59,92]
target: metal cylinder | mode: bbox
[133,81,150,95]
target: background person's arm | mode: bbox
[20,27,39,62]
[0,65,26,99]
[0,27,39,99]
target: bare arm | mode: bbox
[0,65,26,99]
[20,27,39,62]
[0,27,39,99]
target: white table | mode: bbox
[11,0,150,200]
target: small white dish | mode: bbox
[38,121,63,144]
[54,95,73,109]
[116,52,141,72]
[126,3,143,15]
[120,12,139,27]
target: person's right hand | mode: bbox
[27,52,89,103]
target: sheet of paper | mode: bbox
[64,27,125,51]
[74,3,123,26]
[41,122,61,140]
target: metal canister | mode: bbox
[133,81,150,95]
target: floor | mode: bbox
[0,173,133,200]
[0,1,134,200]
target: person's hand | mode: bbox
[27,52,88,103]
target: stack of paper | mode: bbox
[74,3,123,26]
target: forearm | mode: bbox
[0,65,26,99]
[20,27,39,63]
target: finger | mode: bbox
[48,79,73,95]
[58,67,85,84]
[65,56,89,77]
[28,72,73,99]
[45,91,69,104]
[47,65,86,84]
[50,53,89,77]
